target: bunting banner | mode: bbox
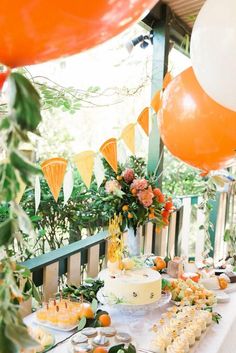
[41,157,67,202]
[121,123,136,154]
[100,138,118,173]
[74,151,95,188]
[38,74,174,204]
[94,155,105,188]
[63,166,74,205]
[137,107,149,136]
[34,175,41,213]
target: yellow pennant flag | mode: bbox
[137,107,149,136]
[121,123,136,154]
[41,157,67,202]
[151,90,161,113]
[100,138,118,173]
[74,151,95,188]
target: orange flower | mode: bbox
[122,205,129,212]
[153,188,162,196]
[162,209,170,219]
[137,186,154,207]
[157,193,165,203]
[128,213,133,219]
[164,200,173,211]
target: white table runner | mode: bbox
[24,292,236,353]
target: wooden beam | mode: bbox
[147,4,170,182]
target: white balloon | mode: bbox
[190,0,236,111]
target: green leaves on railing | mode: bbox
[9,72,41,131]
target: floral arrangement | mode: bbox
[99,157,173,232]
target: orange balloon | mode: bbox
[0,0,158,68]
[158,67,236,171]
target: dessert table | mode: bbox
[24,291,236,353]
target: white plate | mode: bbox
[97,289,171,316]
[213,290,230,303]
[34,319,77,332]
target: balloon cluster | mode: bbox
[0,0,158,68]
[158,0,236,172]
[157,67,236,172]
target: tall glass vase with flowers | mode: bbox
[97,157,173,256]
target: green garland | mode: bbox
[0,72,42,352]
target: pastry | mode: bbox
[115,332,132,343]
[182,328,195,347]
[100,327,116,337]
[71,333,88,345]
[81,328,97,338]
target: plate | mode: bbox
[213,290,230,303]
[34,319,77,332]
[97,289,171,316]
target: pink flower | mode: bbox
[131,178,148,191]
[123,168,135,183]
[137,186,154,207]
[105,180,121,193]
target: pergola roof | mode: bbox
[163,0,205,28]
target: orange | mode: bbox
[127,213,133,219]
[122,205,129,212]
[131,188,137,195]
[93,347,108,353]
[99,314,111,327]
[149,213,155,219]
[154,257,166,271]
[218,278,228,290]
[79,303,94,319]
[116,175,123,181]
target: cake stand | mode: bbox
[97,289,171,317]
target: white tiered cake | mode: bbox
[99,267,162,305]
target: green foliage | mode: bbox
[61,278,104,303]
[0,72,42,351]
[162,150,205,196]
[94,156,169,231]
[109,344,136,353]
[10,72,41,131]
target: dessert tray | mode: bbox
[97,289,171,315]
[34,318,77,332]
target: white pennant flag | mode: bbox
[63,166,74,206]
[118,140,129,164]
[35,176,41,214]
[135,124,147,156]
[94,155,105,188]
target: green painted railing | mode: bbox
[20,193,227,316]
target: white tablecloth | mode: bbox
[24,292,236,353]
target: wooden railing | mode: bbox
[21,193,228,316]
